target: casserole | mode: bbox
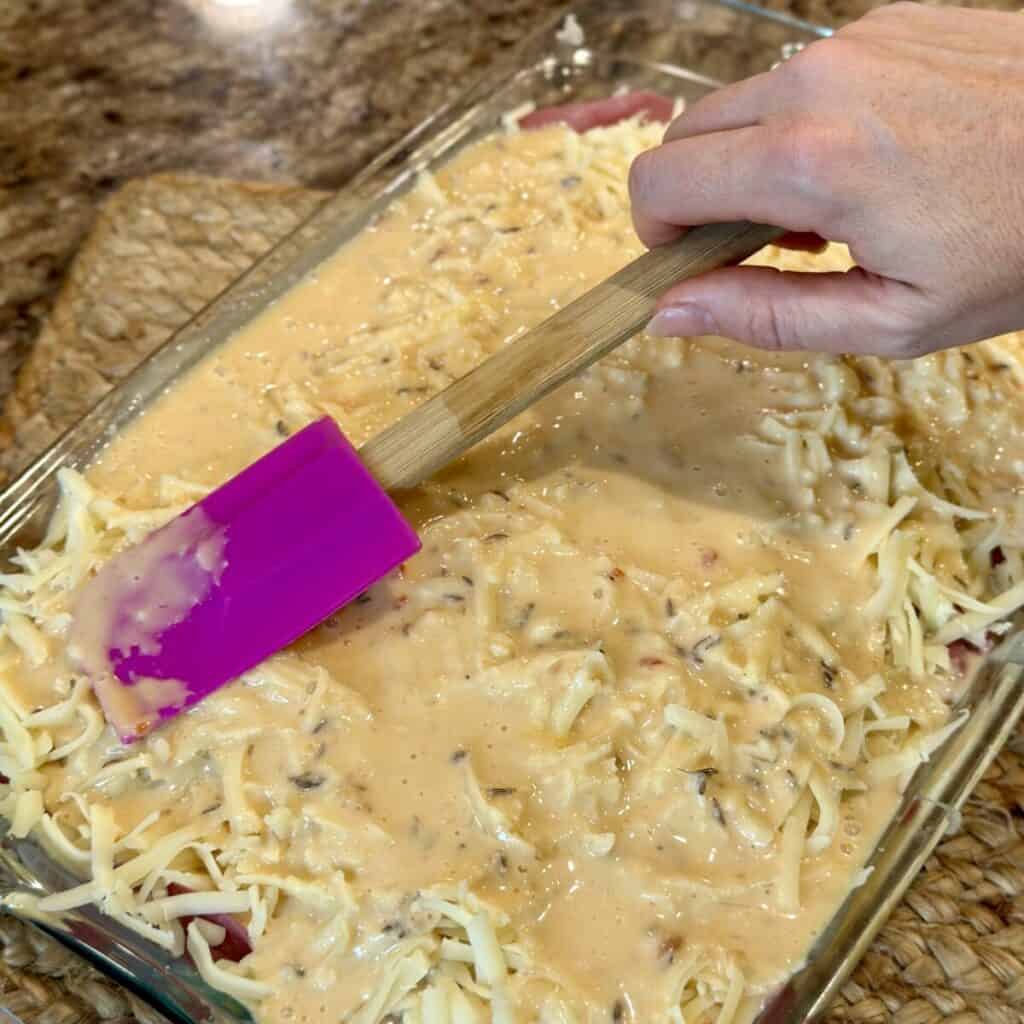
[4,3,1022,1023]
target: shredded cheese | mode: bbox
[2,112,1019,1024]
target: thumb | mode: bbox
[646,265,925,357]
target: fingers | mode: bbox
[645,265,926,356]
[629,126,836,247]
[663,72,778,142]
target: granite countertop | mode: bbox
[0,0,1018,413]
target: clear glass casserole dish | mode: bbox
[2,2,1023,1022]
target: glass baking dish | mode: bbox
[3,1,1022,1022]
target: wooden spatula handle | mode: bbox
[360,220,784,491]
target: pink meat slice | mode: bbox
[518,91,675,132]
[167,882,252,963]
[948,631,1001,676]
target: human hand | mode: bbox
[629,3,1024,357]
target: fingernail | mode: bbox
[646,303,719,338]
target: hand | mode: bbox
[629,4,1024,358]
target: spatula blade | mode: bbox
[75,417,419,740]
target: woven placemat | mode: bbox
[2,175,1024,1024]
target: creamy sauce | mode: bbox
[3,118,1022,1024]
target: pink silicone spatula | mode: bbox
[72,220,781,740]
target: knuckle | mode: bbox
[773,122,833,189]
[772,119,864,224]
[781,36,855,87]
[754,308,790,351]
[775,47,817,90]
[743,286,794,351]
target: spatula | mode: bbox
[71,220,783,740]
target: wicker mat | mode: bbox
[3,175,1024,1024]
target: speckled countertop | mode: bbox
[0,0,1017,410]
